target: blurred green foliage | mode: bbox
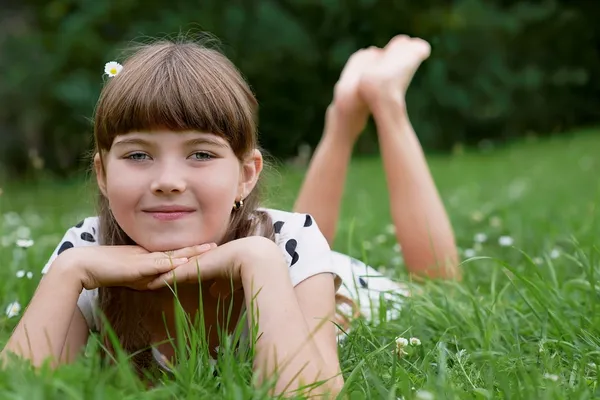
[1,0,598,176]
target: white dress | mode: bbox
[41,208,409,360]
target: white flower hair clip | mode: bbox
[104,61,123,77]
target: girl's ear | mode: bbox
[238,149,263,199]
[94,153,108,197]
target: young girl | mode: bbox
[1,35,457,396]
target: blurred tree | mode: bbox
[0,0,598,176]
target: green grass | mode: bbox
[1,130,600,398]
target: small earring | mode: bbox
[233,198,244,211]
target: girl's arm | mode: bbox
[239,239,342,397]
[1,254,89,367]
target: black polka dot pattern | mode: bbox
[75,220,84,228]
[80,232,96,242]
[58,241,74,255]
[304,215,313,227]
[358,277,368,289]
[285,239,299,266]
[92,227,96,235]
[274,221,284,234]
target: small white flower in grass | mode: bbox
[549,249,560,259]
[16,238,34,248]
[498,236,514,247]
[415,390,435,400]
[16,270,25,278]
[410,337,421,346]
[104,61,123,77]
[474,233,487,243]
[395,336,409,356]
[393,243,401,253]
[375,234,386,244]
[543,373,559,382]
[395,336,408,348]
[533,257,543,265]
[464,248,476,258]
[26,271,33,279]
[391,256,402,266]
[5,301,21,318]
[362,241,372,251]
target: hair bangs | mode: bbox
[94,42,257,157]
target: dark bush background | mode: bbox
[1,0,599,177]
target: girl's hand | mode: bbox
[61,244,214,290]
[146,237,282,291]
[359,35,431,108]
[330,46,382,142]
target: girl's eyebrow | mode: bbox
[112,136,228,148]
[185,137,229,149]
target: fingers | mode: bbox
[146,258,205,290]
[151,255,189,275]
[169,243,217,259]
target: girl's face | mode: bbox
[94,130,261,252]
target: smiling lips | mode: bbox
[142,205,196,221]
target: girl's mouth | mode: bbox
[142,205,196,221]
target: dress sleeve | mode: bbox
[41,217,100,331]
[273,212,341,290]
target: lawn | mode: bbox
[0,130,599,399]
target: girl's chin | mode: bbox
[136,237,216,253]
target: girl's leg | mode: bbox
[293,49,379,246]
[360,36,459,279]
[295,36,458,279]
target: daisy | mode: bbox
[5,301,21,318]
[498,236,514,247]
[464,248,476,258]
[15,270,25,278]
[104,61,123,77]
[16,238,34,248]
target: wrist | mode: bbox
[46,251,86,292]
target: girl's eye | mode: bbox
[191,152,213,161]
[125,152,150,161]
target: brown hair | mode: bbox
[92,38,274,373]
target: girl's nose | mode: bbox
[150,164,187,194]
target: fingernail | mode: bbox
[198,244,210,251]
